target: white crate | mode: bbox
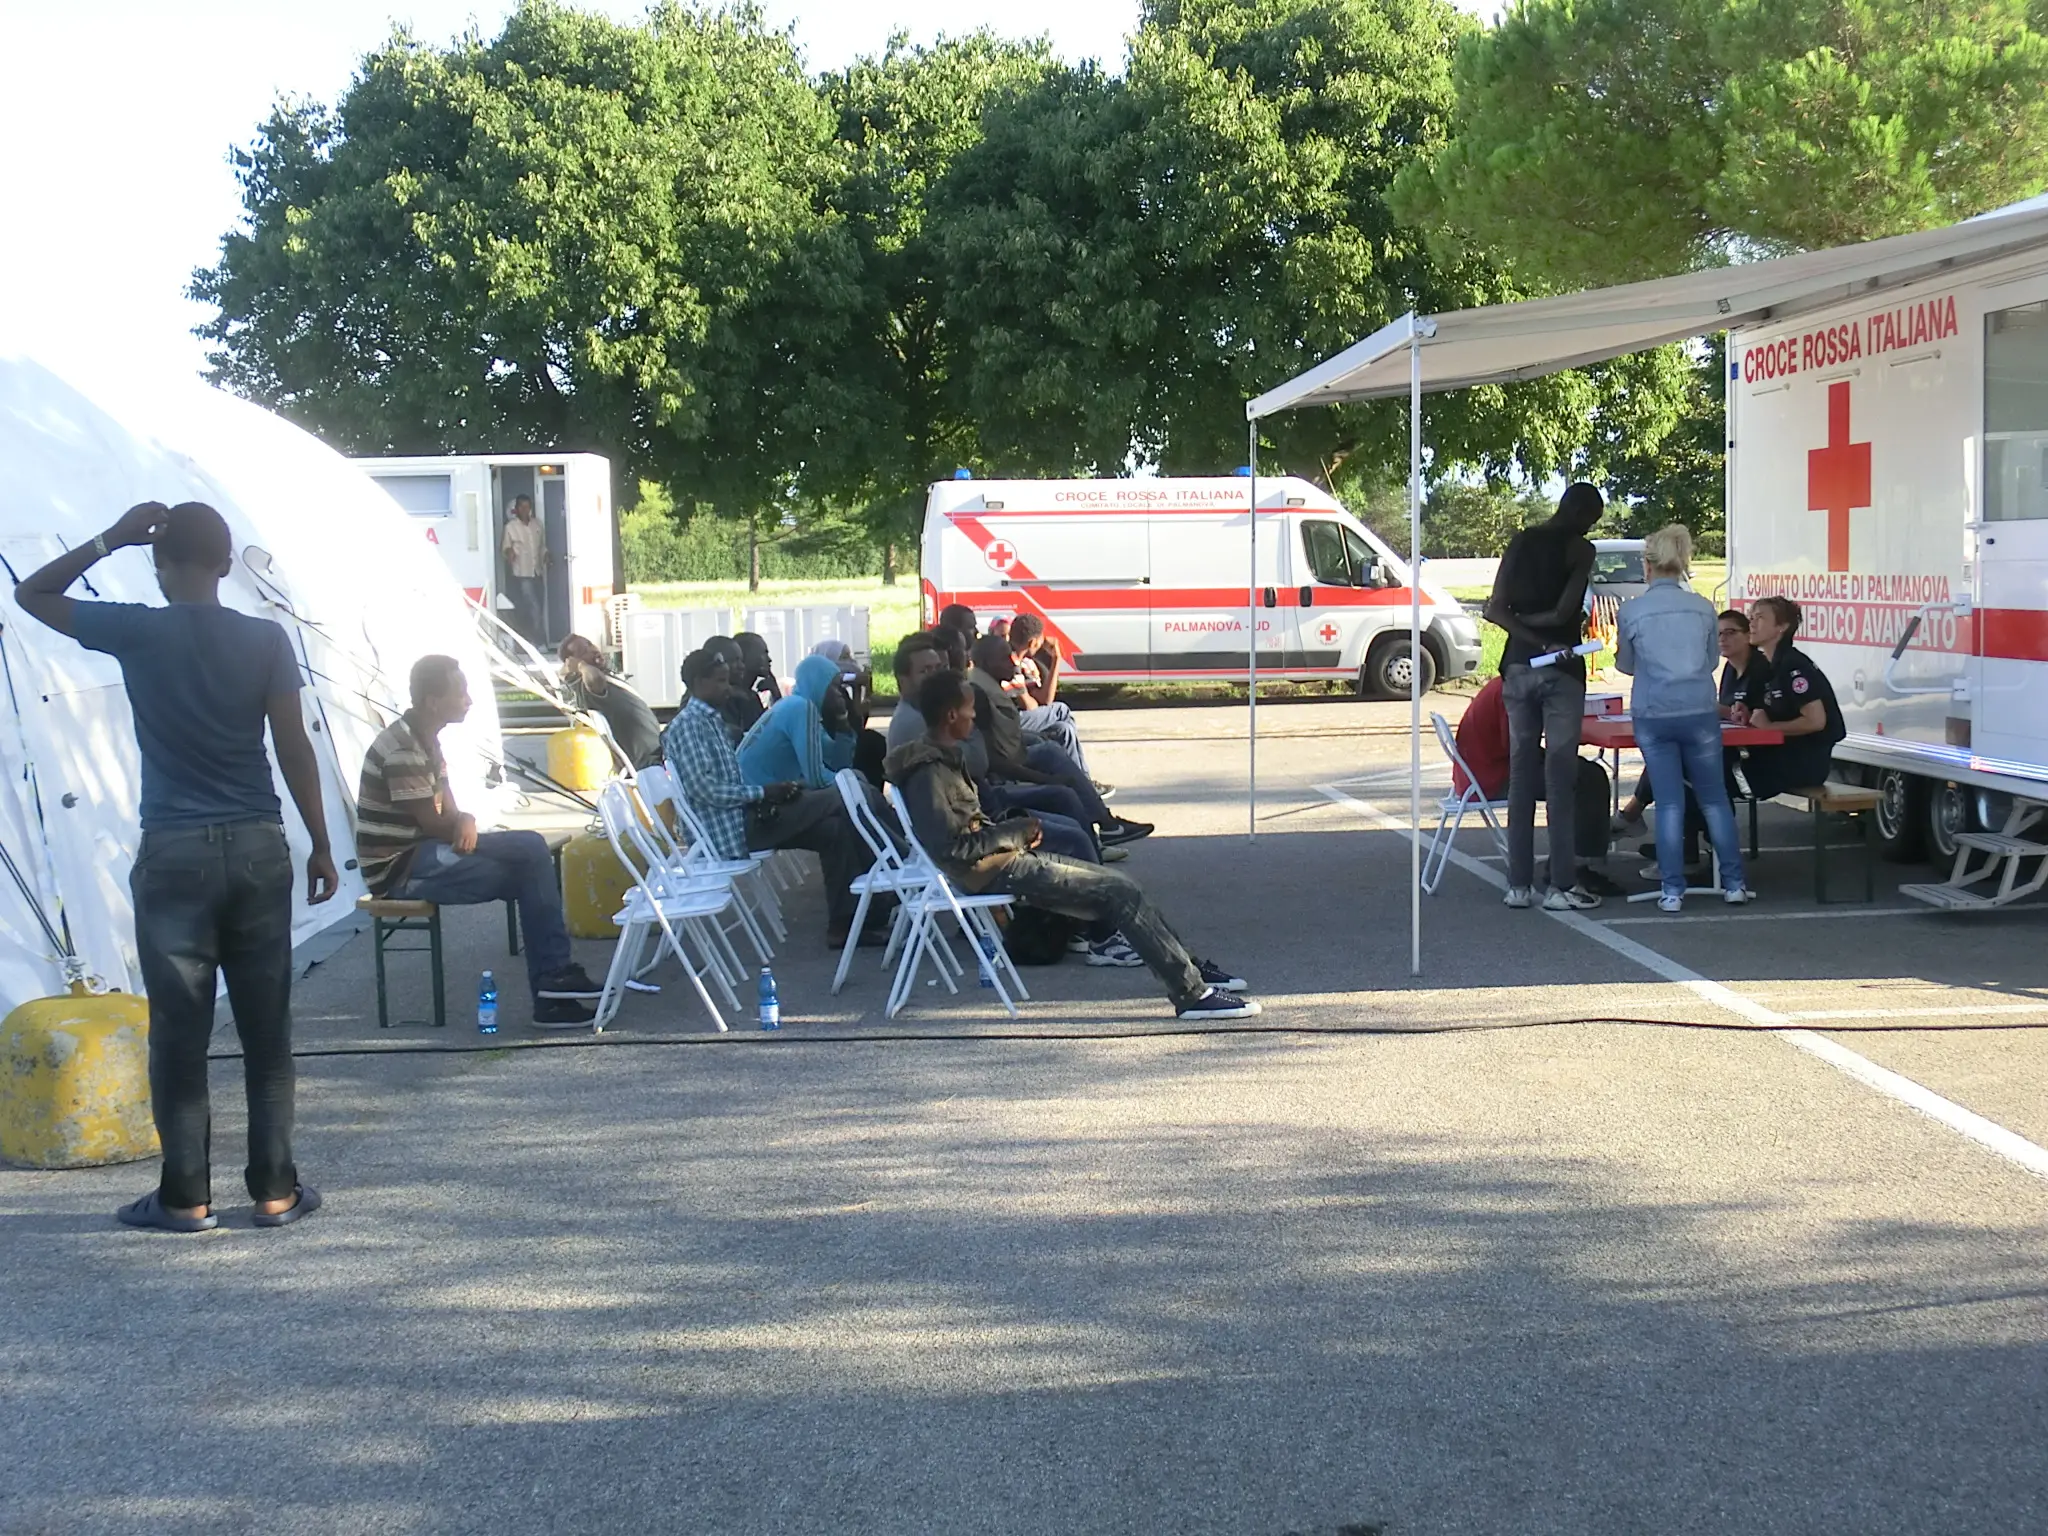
[621,607,733,708]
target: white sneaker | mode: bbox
[1657,893,1683,913]
[1503,886,1535,909]
[1723,886,1757,905]
[1086,936,1144,967]
[1542,885,1603,911]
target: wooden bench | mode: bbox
[1771,782,1882,904]
[358,831,576,1030]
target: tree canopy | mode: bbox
[192,0,2048,568]
[1394,0,2048,290]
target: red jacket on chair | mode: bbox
[1452,675,1510,799]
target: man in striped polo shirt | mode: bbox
[358,656,601,1027]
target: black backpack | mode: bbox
[1001,906,1079,965]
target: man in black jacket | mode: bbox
[884,670,1256,1020]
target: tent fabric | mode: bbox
[0,354,506,1010]
[1246,200,2048,417]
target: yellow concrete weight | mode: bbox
[0,991,158,1169]
[546,726,613,792]
[561,829,640,940]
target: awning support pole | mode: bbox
[1248,421,1259,840]
[1409,325,1423,977]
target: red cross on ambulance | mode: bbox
[984,539,1018,574]
[1316,621,1340,645]
[1808,380,1871,572]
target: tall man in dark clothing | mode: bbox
[1485,482,1605,911]
[15,501,338,1232]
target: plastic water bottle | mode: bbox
[977,933,997,988]
[477,970,499,1036]
[757,967,781,1031]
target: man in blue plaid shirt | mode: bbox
[664,647,885,947]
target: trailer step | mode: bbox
[1899,881,2020,911]
[1951,832,2048,857]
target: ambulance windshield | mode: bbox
[1302,520,1379,587]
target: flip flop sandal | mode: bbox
[116,1192,218,1233]
[252,1184,322,1228]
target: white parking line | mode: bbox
[1318,783,2048,1182]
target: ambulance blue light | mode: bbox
[1232,465,1253,477]
[953,467,974,480]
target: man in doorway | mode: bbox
[559,634,662,769]
[1485,481,1605,911]
[15,500,339,1232]
[500,494,546,643]
[357,657,604,1026]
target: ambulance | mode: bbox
[1728,234,2048,903]
[351,452,616,646]
[919,474,1483,697]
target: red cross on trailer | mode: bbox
[1807,380,1871,573]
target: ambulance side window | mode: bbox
[1987,299,2048,522]
[1302,521,1360,586]
[1341,526,1382,587]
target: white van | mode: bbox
[352,452,615,647]
[920,474,1481,696]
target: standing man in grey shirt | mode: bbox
[15,502,338,1232]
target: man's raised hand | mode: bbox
[105,503,172,550]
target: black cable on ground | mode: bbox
[210,1014,2048,1062]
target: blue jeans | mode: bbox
[397,831,572,995]
[1636,712,1747,898]
[985,782,1099,859]
[1020,742,1114,827]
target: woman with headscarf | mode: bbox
[810,641,889,786]
[735,652,852,790]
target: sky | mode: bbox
[0,0,1498,392]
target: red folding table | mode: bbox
[1579,714,1785,902]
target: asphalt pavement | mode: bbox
[3,693,2045,1534]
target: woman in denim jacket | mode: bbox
[1615,525,1752,910]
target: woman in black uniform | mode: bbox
[1732,594,1847,798]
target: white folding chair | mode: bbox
[881,782,1026,1019]
[638,764,787,945]
[594,780,745,1032]
[829,768,935,995]
[1423,711,1510,894]
[621,767,778,967]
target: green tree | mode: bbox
[191,0,863,589]
[1396,0,2048,291]
[819,33,1058,581]
[931,0,1694,490]
[1600,338,1728,553]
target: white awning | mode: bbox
[1247,198,2048,418]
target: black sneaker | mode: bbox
[533,996,598,1028]
[536,963,605,1000]
[1176,987,1262,1021]
[1576,867,1628,899]
[1197,959,1248,993]
[1100,818,1155,847]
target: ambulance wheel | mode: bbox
[1361,637,1436,701]
[1872,770,1926,863]
[1926,780,1974,864]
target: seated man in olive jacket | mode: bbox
[883,668,1255,1021]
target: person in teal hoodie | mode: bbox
[737,652,853,789]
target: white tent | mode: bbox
[0,354,505,1010]
[1246,196,2048,973]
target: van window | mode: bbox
[373,474,454,516]
[1987,300,2048,522]
[1303,520,1371,586]
[1591,548,1644,585]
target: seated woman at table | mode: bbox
[1615,525,1751,911]
[1731,594,1847,799]
[1612,607,1774,834]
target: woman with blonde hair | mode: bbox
[1615,523,1751,911]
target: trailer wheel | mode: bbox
[1873,770,1927,863]
[1362,637,1436,701]
[1926,780,1973,864]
